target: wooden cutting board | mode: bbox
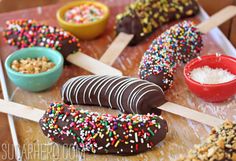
[0,1,235,161]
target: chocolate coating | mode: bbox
[39,103,168,155]
[143,71,174,91]
[116,0,199,45]
[61,75,167,115]
[3,19,80,59]
[139,21,203,90]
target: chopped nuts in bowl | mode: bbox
[5,47,64,92]
[11,56,55,74]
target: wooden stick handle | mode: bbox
[159,102,224,127]
[197,5,236,33]
[0,99,44,122]
[0,59,23,161]
[99,6,236,66]
[100,32,134,65]
[66,52,123,76]
[0,98,225,127]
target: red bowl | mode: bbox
[184,54,236,102]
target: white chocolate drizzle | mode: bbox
[62,76,164,114]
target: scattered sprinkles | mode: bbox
[3,19,80,58]
[64,4,104,24]
[39,103,168,155]
[139,21,203,90]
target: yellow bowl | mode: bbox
[56,1,109,40]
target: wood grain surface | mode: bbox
[0,1,235,161]
[0,99,16,161]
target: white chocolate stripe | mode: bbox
[93,76,110,95]
[130,85,158,113]
[135,89,157,113]
[127,82,150,113]
[66,77,79,103]
[62,76,164,114]
[94,76,114,106]
[117,79,143,113]
[98,76,120,108]
[116,79,135,112]
[104,76,121,95]
[83,75,103,104]
[107,78,129,110]
[73,76,88,104]
[61,77,75,101]
[75,76,95,104]
[97,76,118,99]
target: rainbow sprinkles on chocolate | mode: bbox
[3,19,80,59]
[39,103,168,155]
[139,21,203,90]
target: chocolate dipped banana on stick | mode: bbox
[0,99,168,155]
[100,6,236,89]
[62,75,165,115]
[40,103,168,155]
[139,20,203,90]
[139,6,236,90]
[61,75,224,127]
[100,0,199,65]
[0,100,233,157]
[115,0,199,46]
[3,19,122,76]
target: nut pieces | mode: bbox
[11,56,55,74]
[177,120,236,161]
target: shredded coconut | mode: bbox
[190,66,235,84]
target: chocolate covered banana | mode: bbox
[139,21,203,90]
[3,19,123,75]
[3,19,80,59]
[61,75,166,115]
[39,103,168,155]
[116,0,199,45]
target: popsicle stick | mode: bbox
[66,52,123,76]
[100,32,134,65]
[0,99,44,123]
[99,6,236,66]
[0,97,224,127]
[197,5,236,33]
[159,102,224,127]
[0,58,22,161]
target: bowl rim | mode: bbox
[5,47,64,78]
[56,0,110,27]
[184,54,236,87]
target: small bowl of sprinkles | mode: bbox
[57,1,109,40]
[184,54,236,102]
[5,47,64,92]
